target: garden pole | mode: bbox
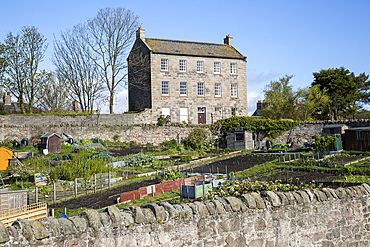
[94,174,97,193]
[74,178,77,198]
[187,185,189,200]
[180,183,182,202]
[35,187,38,203]
[225,166,227,177]
[53,183,56,203]
[203,175,205,196]
[108,171,111,189]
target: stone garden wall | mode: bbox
[0,184,370,246]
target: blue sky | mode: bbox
[1,0,369,115]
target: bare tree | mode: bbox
[1,26,47,113]
[82,7,140,113]
[35,71,71,112]
[53,26,104,112]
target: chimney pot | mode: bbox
[224,34,233,46]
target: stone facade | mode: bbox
[128,28,247,124]
[0,184,370,246]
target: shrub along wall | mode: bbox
[0,184,369,246]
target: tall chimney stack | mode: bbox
[136,26,145,40]
[4,92,11,105]
[224,34,233,46]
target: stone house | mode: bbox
[128,27,247,124]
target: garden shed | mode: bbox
[39,133,62,154]
[0,147,13,170]
[322,124,348,136]
[0,190,27,211]
[227,130,253,150]
[344,127,370,151]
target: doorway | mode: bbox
[198,107,206,124]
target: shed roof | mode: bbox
[144,38,246,60]
[323,124,347,129]
[346,127,370,131]
[41,133,61,139]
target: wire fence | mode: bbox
[28,172,116,205]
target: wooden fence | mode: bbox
[0,201,47,227]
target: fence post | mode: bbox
[74,178,78,198]
[53,183,56,203]
[94,174,97,194]
[35,187,38,203]
[180,183,182,201]
[203,175,205,197]
[108,171,111,189]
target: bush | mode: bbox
[186,127,211,149]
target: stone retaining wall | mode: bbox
[0,184,370,246]
[0,125,191,146]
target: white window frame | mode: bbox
[231,83,238,97]
[215,83,221,97]
[180,82,187,96]
[179,60,187,72]
[197,61,204,73]
[161,58,168,71]
[230,63,237,74]
[214,62,221,74]
[198,82,204,96]
[162,81,169,95]
[180,107,188,123]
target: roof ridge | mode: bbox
[145,37,228,47]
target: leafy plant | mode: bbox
[186,127,211,149]
[123,153,158,166]
[159,169,182,181]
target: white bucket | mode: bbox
[43,149,48,155]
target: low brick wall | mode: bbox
[0,184,369,246]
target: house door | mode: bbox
[198,107,206,124]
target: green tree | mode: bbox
[312,67,369,119]
[261,75,305,120]
[302,84,331,120]
[1,26,47,114]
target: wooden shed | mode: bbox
[322,124,348,136]
[227,130,253,150]
[39,133,62,154]
[344,127,370,151]
[0,147,13,170]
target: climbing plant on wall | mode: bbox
[212,116,298,139]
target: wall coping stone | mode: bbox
[0,183,369,246]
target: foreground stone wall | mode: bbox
[1,184,370,246]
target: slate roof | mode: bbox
[144,38,246,60]
[0,102,43,114]
[323,124,347,129]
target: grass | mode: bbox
[235,160,280,179]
